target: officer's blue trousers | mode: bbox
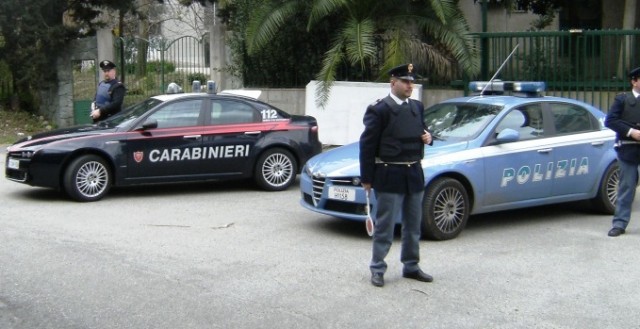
[370,190,424,275]
[612,158,639,229]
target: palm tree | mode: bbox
[244,0,480,107]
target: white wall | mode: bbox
[305,81,423,146]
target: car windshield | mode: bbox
[425,102,502,142]
[98,98,164,129]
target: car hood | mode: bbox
[10,124,117,149]
[306,140,471,178]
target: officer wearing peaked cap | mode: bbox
[91,60,126,122]
[604,66,640,237]
[388,63,416,81]
[359,63,434,287]
[99,60,116,70]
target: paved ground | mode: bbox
[1,146,639,328]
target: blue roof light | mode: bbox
[469,81,546,97]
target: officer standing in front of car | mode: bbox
[359,63,433,287]
[91,60,126,122]
[604,66,640,237]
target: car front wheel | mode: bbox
[422,177,470,240]
[63,154,111,202]
[254,148,297,191]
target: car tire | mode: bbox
[254,148,297,191]
[63,154,111,202]
[422,177,470,240]
[592,161,618,214]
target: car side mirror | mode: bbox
[139,119,158,130]
[496,128,519,143]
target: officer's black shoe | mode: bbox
[371,273,384,287]
[403,269,433,283]
[608,227,625,237]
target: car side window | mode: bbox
[517,104,545,140]
[210,100,261,125]
[495,109,527,133]
[550,103,595,134]
[147,99,202,128]
[494,104,544,141]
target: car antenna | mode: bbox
[480,43,520,95]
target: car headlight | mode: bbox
[352,177,361,186]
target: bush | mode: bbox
[187,72,208,85]
[146,61,176,73]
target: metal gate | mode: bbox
[114,35,210,105]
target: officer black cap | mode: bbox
[99,60,116,70]
[388,63,415,81]
[629,67,640,79]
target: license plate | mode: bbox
[7,158,20,170]
[328,186,356,201]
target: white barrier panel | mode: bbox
[305,81,423,146]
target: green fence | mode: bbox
[470,29,640,110]
[109,29,640,111]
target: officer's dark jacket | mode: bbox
[605,91,640,164]
[94,79,126,121]
[359,96,429,194]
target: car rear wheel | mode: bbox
[254,148,297,191]
[422,177,470,240]
[63,154,111,202]
[592,161,618,214]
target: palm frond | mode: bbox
[417,11,480,76]
[425,0,457,24]
[245,1,300,55]
[342,18,377,69]
[308,0,349,30]
[315,37,346,108]
[380,28,408,78]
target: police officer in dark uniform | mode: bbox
[359,63,433,287]
[604,66,640,237]
[91,60,126,122]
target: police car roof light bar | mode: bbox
[192,80,202,93]
[469,81,546,97]
[207,81,217,94]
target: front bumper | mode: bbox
[299,170,369,222]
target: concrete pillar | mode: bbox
[96,29,115,63]
[96,28,115,85]
[209,16,227,91]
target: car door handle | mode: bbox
[183,135,201,140]
[591,141,605,146]
[537,148,552,153]
[244,131,261,135]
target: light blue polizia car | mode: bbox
[299,81,619,240]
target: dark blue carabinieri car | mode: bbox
[5,90,322,201]
[300,81,619,240]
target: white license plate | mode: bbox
[328,186,356,201]
[7,158,20,169]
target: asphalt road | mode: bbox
[1,148,639,328]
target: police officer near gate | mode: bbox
[91,60,126,122]
[359,63,433,287]
[604,66,640,237]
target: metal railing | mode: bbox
[105,29,640,111]
[467,29,640,110]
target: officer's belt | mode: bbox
[616,140,640,146]
[375,158,418,166]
